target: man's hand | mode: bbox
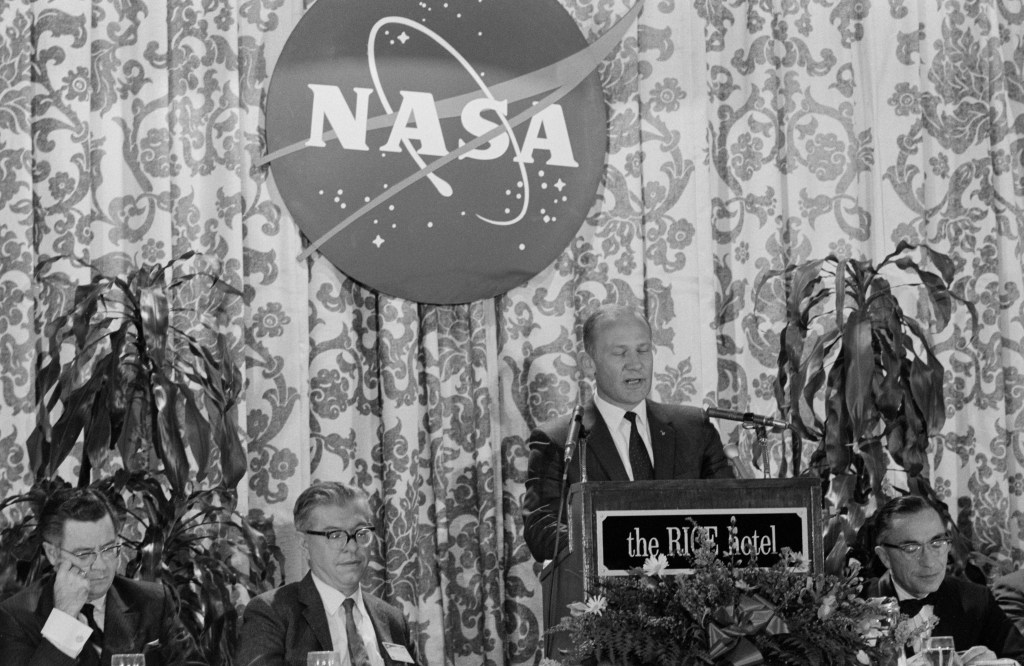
[52,558,92,617]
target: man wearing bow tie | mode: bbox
[522,304,735,562]
[861,495,1024,662]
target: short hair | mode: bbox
[38,488,120,544]
[581,304,651,356]
[872,495,944,544]
[293,482,369,531]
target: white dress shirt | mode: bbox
[593,393,653,480]
[311,574,385,666]
[41,594,105,658]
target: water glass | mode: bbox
[920,636,956,666]
[111,655,146,666]
[306,652,341,666]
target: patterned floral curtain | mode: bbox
[1,0,1023,664]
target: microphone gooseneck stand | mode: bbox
[544,418,587,658]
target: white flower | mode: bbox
[568,594,608,617]
[643,553,669,577]
[584,595,607,615]
[855,649,870,664]
[817,594,837,620]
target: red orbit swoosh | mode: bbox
[257,0,645,261]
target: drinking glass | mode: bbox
[111,655,146,666]
[306,652,341,666]
[920,636,956,666]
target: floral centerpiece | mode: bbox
[546,528,935,666]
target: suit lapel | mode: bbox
[363,595,393,665]
[299,574,335,653]
[582,400,629,481]
[647,402,677,480]
[103,582,140,657]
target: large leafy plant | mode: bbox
[29,251,246,493]
[1,253,282,665]
[759,242,976,571]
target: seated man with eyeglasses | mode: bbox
[0,487,194,665]
[861,495,1024,663]
[237,481,418,666]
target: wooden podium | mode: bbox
[541,478,824,659]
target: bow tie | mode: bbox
[900,594,937,618]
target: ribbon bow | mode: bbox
[705,593,789,665]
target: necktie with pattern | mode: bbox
[625,411,654,480]
[342,598,371,666]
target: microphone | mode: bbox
[703,405,788,431]
[563,404,585,466]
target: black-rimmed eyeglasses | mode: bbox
[303,526,375,548]
[879,537,952,555]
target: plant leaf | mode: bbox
[152,380,190,496]
[842,310,875,441]
[181,392,212,484]
[908,353,946,434]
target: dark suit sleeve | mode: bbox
[0,603,77,666]
[522,423,570,562]
[978,585,1024,661]
[993,571,1024,636]
[236,595,289,666]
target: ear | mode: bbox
[874,544,891,571]
[578,349,595,379]
[42,541,59,568]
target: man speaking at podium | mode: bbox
[523,304,735,562]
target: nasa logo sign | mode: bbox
[263,0,641,304]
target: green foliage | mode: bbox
[29,252,245,495]
[99,470,283,664]
[758,242,977,571]
[552,534,913,666]
[1,252,283,665]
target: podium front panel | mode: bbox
[569,478,823,594]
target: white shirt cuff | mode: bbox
[41,608,92,658]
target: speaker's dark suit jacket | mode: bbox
[863,572,1024,660]
[523,399,735,561]
[0,574,191,666]
[993,568,1024,635]
[236,573,417,666]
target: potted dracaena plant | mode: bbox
[0,252,281,665]
[757,241,977,575]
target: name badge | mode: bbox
[382,642,415,663]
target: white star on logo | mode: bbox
[398,31,409,44]
[373,235,385,248]
[554,178,566,191]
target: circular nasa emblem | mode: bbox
[265,0,607,304]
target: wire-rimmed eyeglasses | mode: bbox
[53,542,123,567]
[303,526,375,548]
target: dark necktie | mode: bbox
[625,412,653,480]
[342,598,371,666]
[81,603,104,661]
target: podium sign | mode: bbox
[596,506,810,575]
[542,479,823,659]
